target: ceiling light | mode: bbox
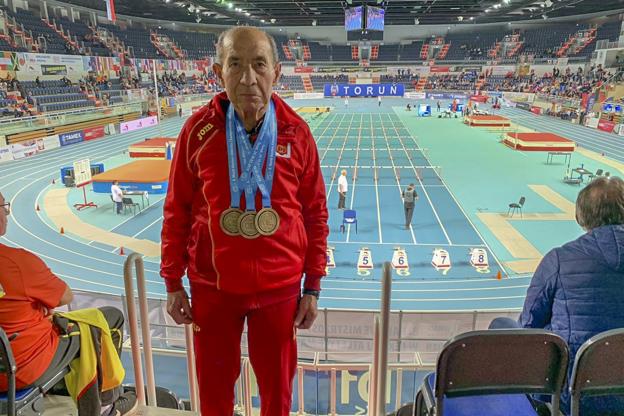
[503,0,510,3]
[458,16,463,21]
[235,7,241,11]
[245,11,250,16]
[270,18,276,23]
[414,18,419,24]
[485,8,490,12]
[228,2,233,8]
[312,19,317,26]
[469,16,474,20]
[261,19,265,23]
[542,14,548,19]
[545,0,553,6]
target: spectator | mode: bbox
[491,177,624,414]
[0,192,137,415]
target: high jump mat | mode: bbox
[92,160,171,194]
[503,132,576,152]
[465,114,511,127]
[129,137,177,158]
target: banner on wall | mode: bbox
[83,126,106,141]
[41,64,67,75]
[120,116,158,134]
[0,146,13,163]
[294,66,314,73]
[17,53,86,75]
[597,120,616,133]
[324,83,404,97]
[37,135,60,151]
[426,93,468,100]
[404,92,426,99]
[430,66,450,73]
[59,131,84,146]
[10,140,38,159]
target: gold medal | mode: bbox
[220,208,243,236]
[255,207,280,236]
[238,211,260,239]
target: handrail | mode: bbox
[375,262,392,416]
[123,254,157,407]
[184,324,200,411]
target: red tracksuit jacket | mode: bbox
[160,92,329,294]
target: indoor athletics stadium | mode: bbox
[1,0,624,414]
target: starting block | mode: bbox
[431,248,451,275]
[391,247,410,276]
[357,247,374,277]
[469,248,490,273]
[326,246,336,274]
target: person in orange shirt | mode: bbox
[0,193,135,416]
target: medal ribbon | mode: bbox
[225,99,277,211]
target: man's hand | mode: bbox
[294,295,318,330]
[167,289,193,325]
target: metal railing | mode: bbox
[0,101,146,136]
[114,254,520,414]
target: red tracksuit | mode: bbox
[161,92,328,415]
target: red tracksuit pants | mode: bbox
[190,283,299,416]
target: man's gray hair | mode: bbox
[576,176,624,230]
[215,27,279,65]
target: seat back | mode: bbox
[518,196,526,207]
[343,210,356,222]
[0,328,17,416]
[434,330,568,410]
[122,197,135,205]
[570,328,624,415]
[595,169,603,176]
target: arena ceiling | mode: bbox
[61,0,624,26]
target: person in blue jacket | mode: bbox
[494,176,624,415]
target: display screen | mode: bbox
[345,6,363,31]
[366,6,385,31]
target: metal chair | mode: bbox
[416,329,569,416]
[122,197,141,216]
[0,329,71,416]
[508,196,525,218]
[588,169,603,180]
[341,209,357,233]
[569,328,624,416]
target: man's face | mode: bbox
[0,193,7,237]
[213,29,281,122]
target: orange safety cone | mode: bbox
[60,227,64,234]
[119,247,125,256]
[496,270,502,280]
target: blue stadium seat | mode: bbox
[0,328,71,416]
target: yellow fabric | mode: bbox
[58,308,125,401]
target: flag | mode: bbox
[105,0,116,22]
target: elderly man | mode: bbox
[492,176,624,414]
[161,27,328,415]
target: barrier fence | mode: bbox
[63,256,520,414]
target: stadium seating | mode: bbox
[100,24,160,59]
[159,29,217,60]
[54,17,112,57]
[307,41,331,62]
[400,41,424,61]
[12,9,76,55]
